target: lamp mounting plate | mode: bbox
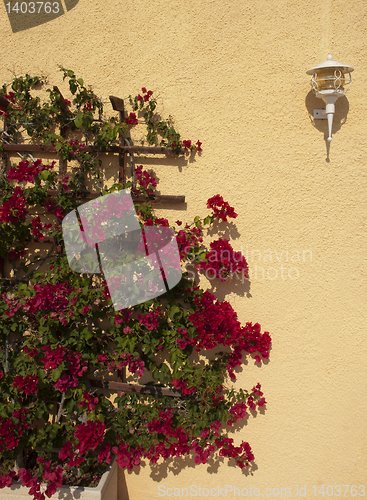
[313,109,327,119]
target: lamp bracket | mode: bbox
[313,109,327,119]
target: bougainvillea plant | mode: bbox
[0,68,271,500]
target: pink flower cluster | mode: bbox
[176,225,204,260]
[3,91,16,103]
[21,282,75,325]
[12,374,38,395]
[227,385,266,426]
[216,437,254,469]
[59,174,70,192]
[196,238,249,281]
[192,440,216,465]
[133,165,157,196]
[188,291,243,351]
[59,420,108,467]
[171,377,196,395]
[0,409,29,453]
[237,323,271,361]
[181,140,202,152]
[64,139,85,157]
[44,199,64,220]
[137,306,162,331]
[30,216,52,242]
[53,352,88,393]
[125,112,138,125]
[78,392,99,411]
[2,292,22,317]
[105,352,145,377]
[7,159,50,183]
[32,345,88,393]
[0,186,28,223]
[0,471,16,488]
[143,216,169,227]
[0,92,15,117]
[112,408,255,471]
[114,308,133,325]
[207,195,238,222]
[225,323,271,380]
[82,102,93,112]
[18,458,63,500]
[40,345,66,369]
[185,291,271,379]
[227,402,248,426]
[74,420,106,456]
[137,87,153,102]
[176,327,196,350]
[7,249,27,260]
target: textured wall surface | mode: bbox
[1,0,366,498]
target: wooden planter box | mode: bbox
[1,459,118,500]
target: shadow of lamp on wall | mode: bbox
[306,55,354,143]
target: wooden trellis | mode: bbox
[0,90,186,399]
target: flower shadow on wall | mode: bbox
[203,220,250,303]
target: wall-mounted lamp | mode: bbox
[306,55,354,142]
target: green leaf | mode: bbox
[169,304,182,320]
[52,366,63,382]
[70,82,77,94]
[82,328,93,341]
[40,170,50,180]
[74,112,83,128]
[169,350,178,364]
[77,78,84,87]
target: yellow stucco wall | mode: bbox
[1,0,366,499]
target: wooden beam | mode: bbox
[1,143,185,155]
[132,194,185,204]
[121,145,185,155]
[3,144,60,152]
[53,86,70,114]
[109,96,125,113]
[89,379,182,398]
[44,189,185,203]
[109,96,126,184]
[53,87,69,175]
[0,96,9,109]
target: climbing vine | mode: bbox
[0,68,271,500]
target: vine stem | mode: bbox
[56,393,66,423]
[19,241,56,281]
[5,333,9,373]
